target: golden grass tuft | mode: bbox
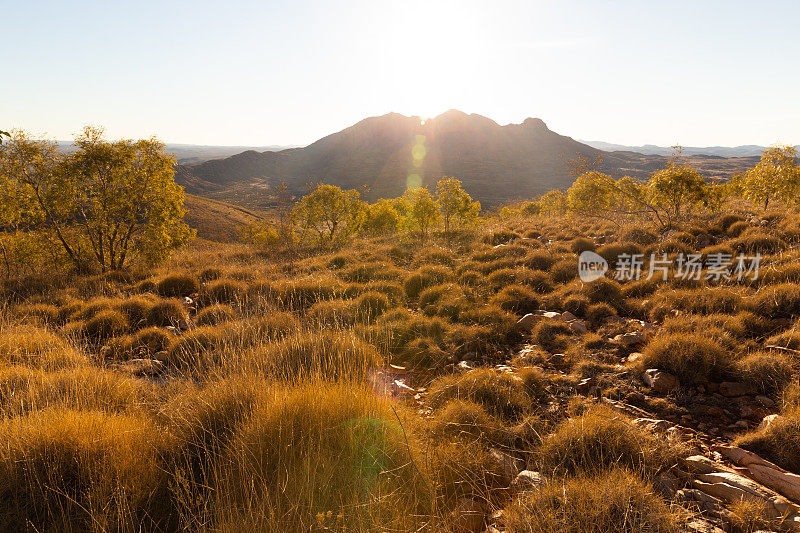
[505,469,678,533]
[0,326,85,370]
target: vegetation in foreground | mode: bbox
[2,131,800,531]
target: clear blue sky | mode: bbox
[2,0,798,147]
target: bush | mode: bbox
[730,228,787,254]
[638,333,734,384]
[493,285,540,315]
[252,330,381,381]
[482,229,520,245]
[620,228,658,246]
[586,302,616,329]
[532,320,573,353]
[156,273,199,298]
[355,291,391,319]
[129,326,173,357]
[81,309,129,341]
[505,469,677,533]
[522,251,557,271]
[226,383,431,530]
[749,283,800,318]
[166,326,222,369]
[596,243,643,267]
[0,408,169,531]
[146,299,187,327]
[196,304,237,326]
[428,369,535,422]
[536,405,676,477]
[550,259,578,284]
[582,277,623,307]
[198,267,223,282]
[115,296,154,332]
[199,279,247,305]
[0,326,85,370]
[736,351,792,396]
[736,412,800,473]
[570,237,595,254]
[403,266,452,298]
[563,295,590,317]
[15,303,60,326]
[727,220,750,237]
[715,213,745,232]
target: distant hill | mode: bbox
[581,141,799,158]
[182,194,264,242]
[175,111,761,206]
[55,142,297,164]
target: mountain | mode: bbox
[55,142,298,164]
[176,111,760,206]
[581,141,799,158]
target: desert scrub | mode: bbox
[493,284,540,314]
[748,283,800,318]
[156,273,199,297]
[736,351,792,396]
[0,326,85,370]
[638,333,735,385]
[196,303,237,326]
[531,320,573,353]
[536,405,678,478]
[505,469,677,533]
[198,279,247,306]
[147,299,187,327]
[403,265,453,298]
[246,329,381,382]
[0,408,171,531]
[427,368,540,422]
[166,326,222,370]
[0,365,155,418]
[81,308,129,341]
[735,412,800,473]
[221,383,432,531]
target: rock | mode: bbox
[605,315,627,326]
[560,311,577,322]
[182,296,194,306]
[682,518,726,533]
[653,469,683,498]
[542,311,562,320]
[739,404,755,419]
[516,313,539,330]
[488,448,523,480]
[734,419,749,429]
[569,320,588,334]
[759,414,783,430]
[719,382,751,397]
[457,361,474,372]
[696,233,711,247]
[626,352,642,363]
[756,395,776,408]
[625,391,645,403]
[643,369,680,393]
[450,498,485,533]
[511,470,544,493]
[633,417,672,432]
[392,379,415,395]
[577,377,595,395]
[614,332,647,346]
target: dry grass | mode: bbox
[505,469,678,533]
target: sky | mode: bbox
[2,0,799,147]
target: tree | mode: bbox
[740,146,800,210]
[567,171,620,223]
[435,177,480,233]
[645,162,708,226]
[292,183,365,243]
[361,198,402,235]
[0,128,192,271]
[539,190,568,215]
[402,187,441,237]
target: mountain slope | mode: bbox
[176,111,758,205]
